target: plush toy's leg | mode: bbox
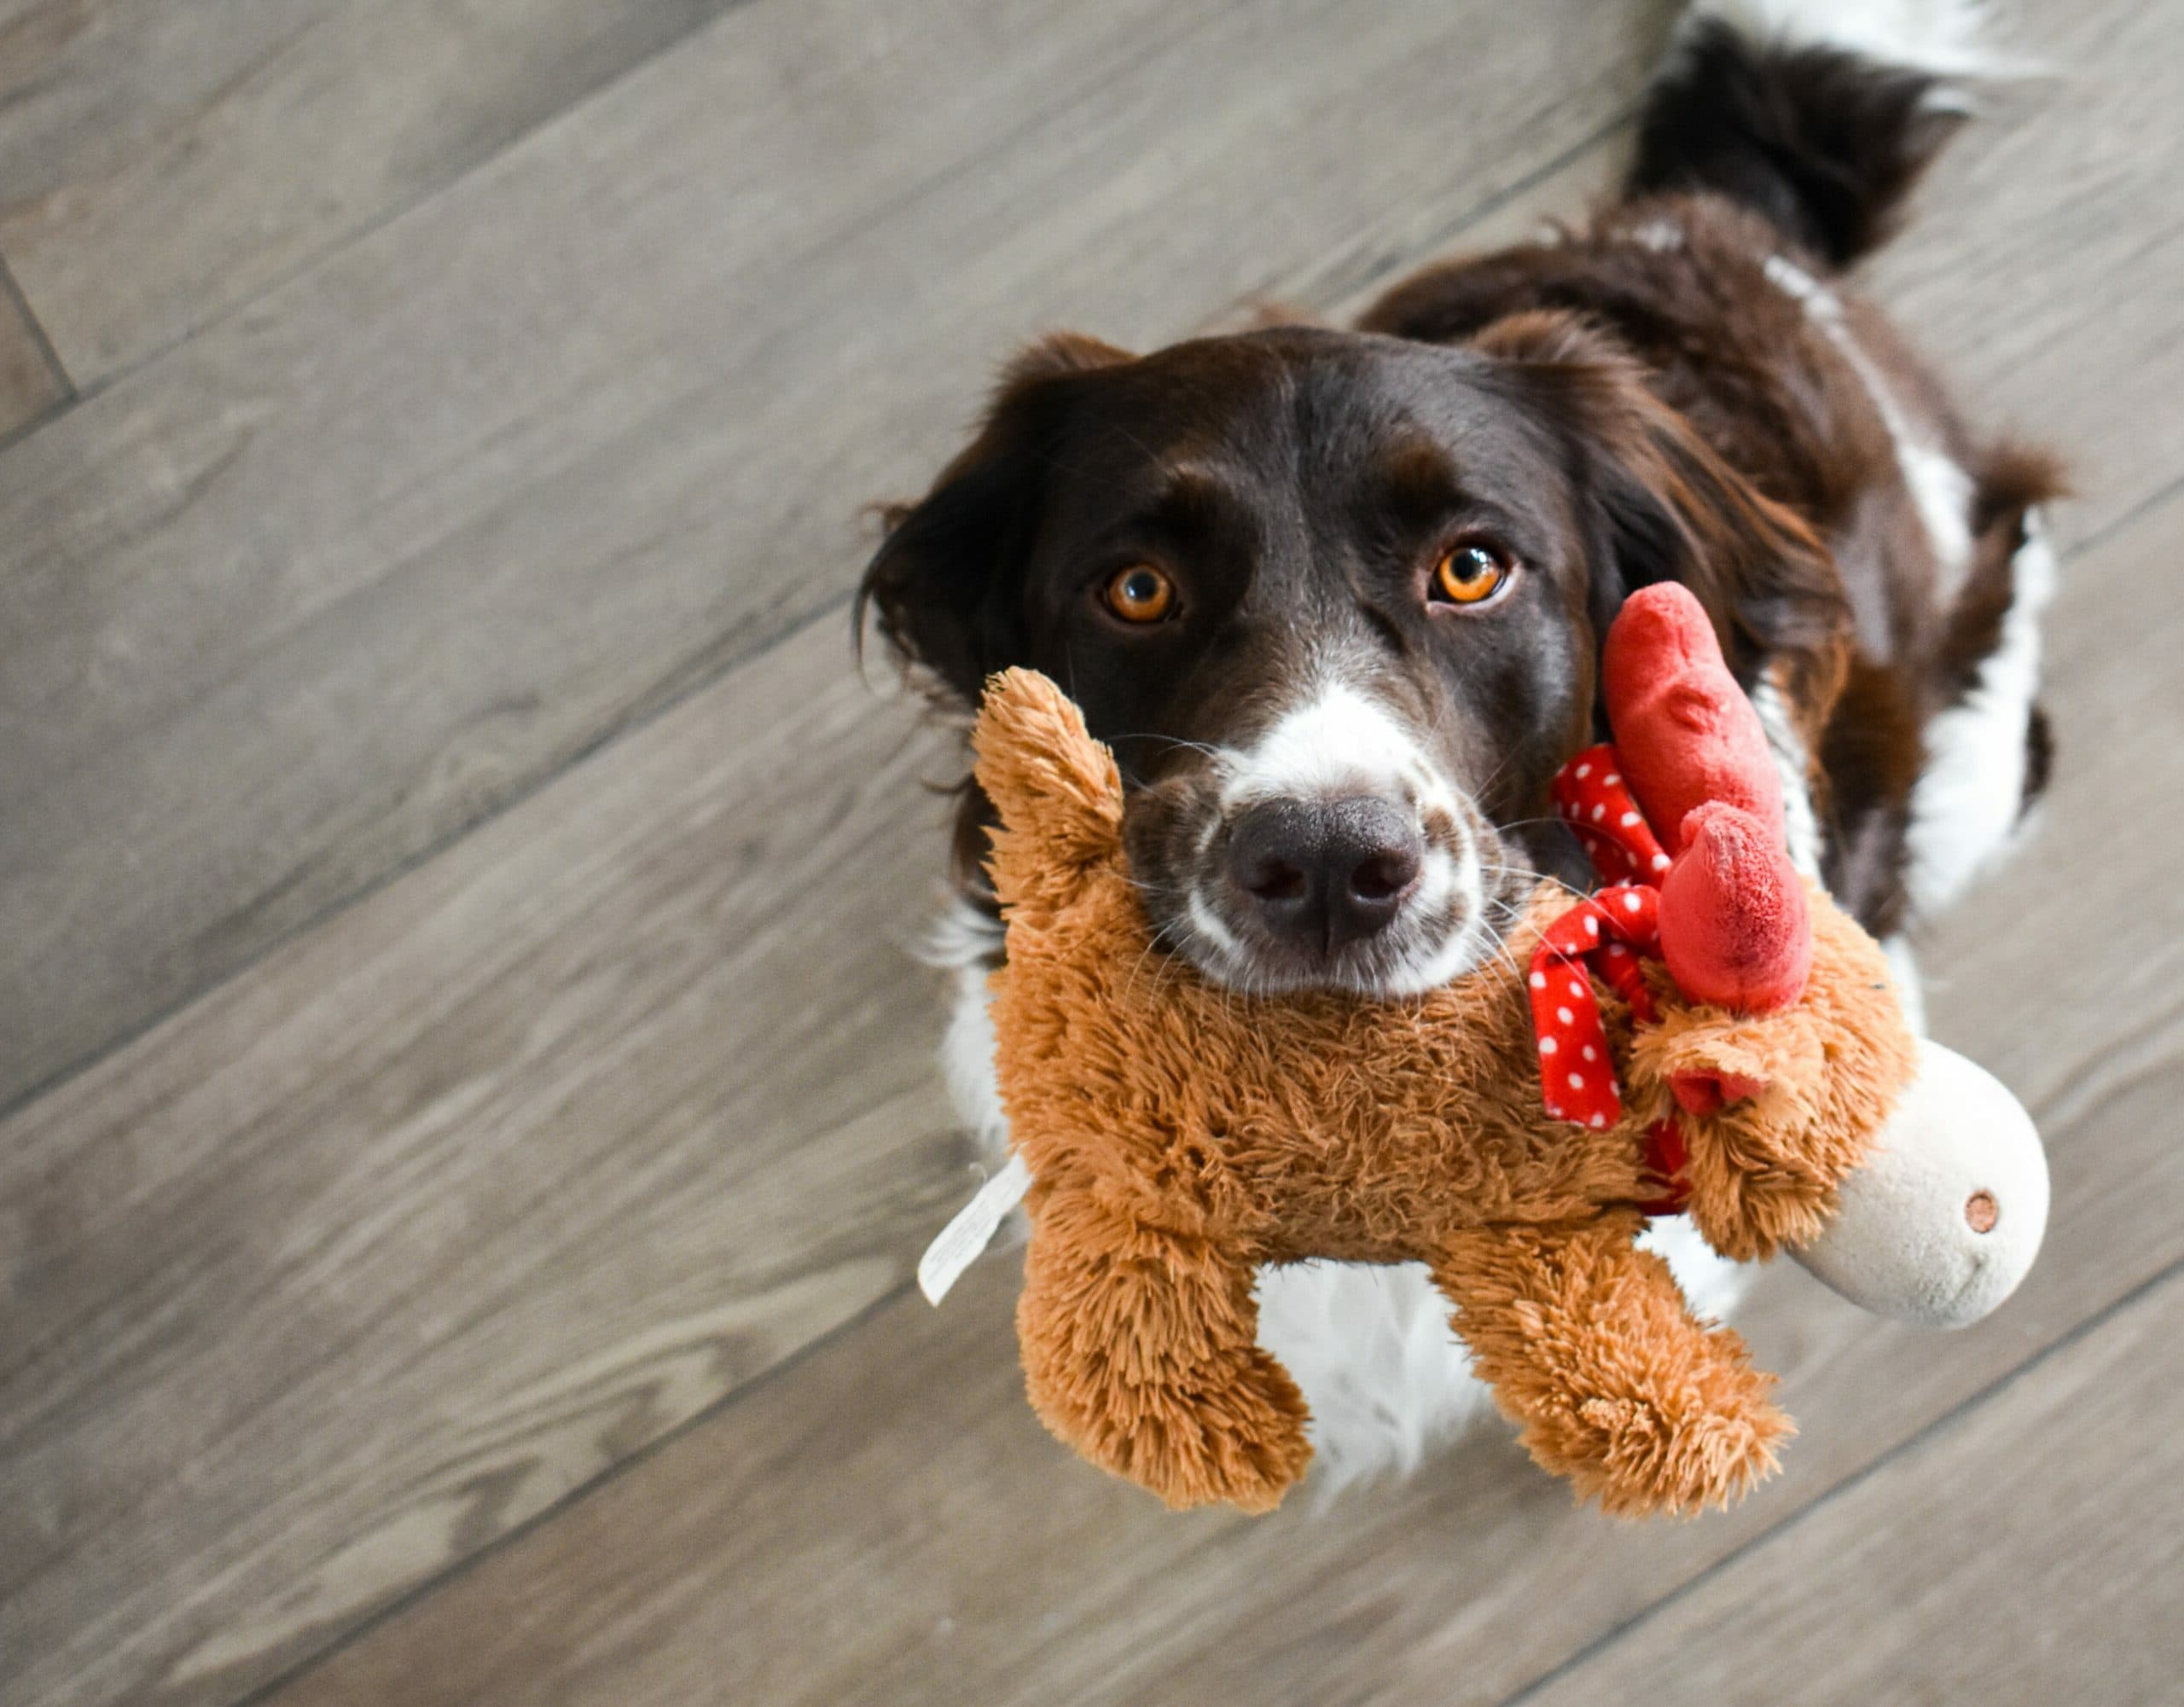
[1431,1211,1791,1517]
[1015,1189,1312,1512]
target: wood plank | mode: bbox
[1862,0,2184,554]
[241,477,2184,1707]
[0,0,747,384]
[0,0,1657,1113]
[1515,1267,2184,1707]
[1205,121,1629,336]
[0,258,67,439]
[0,616,967,1707]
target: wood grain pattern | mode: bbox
[1859,0,2184,557]
[0,0,741,383]
[223,485,2184,1707]
[1516,1266,2184,1707]
[0,0,1655,1114]
[0,619,967,1707]
[0,258,66,438]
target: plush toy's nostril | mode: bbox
[1965,1190,1999,1234]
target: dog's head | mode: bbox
[862,313,1841,996]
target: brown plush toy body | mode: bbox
[976,661,1914,1518]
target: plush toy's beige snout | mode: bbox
[1792,1040,2049,1327]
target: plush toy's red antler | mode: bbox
[1600,585,1783,840]
[1601,585,1811,1014]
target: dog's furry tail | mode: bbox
[1629,1,2008,270]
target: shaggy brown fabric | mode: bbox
[976,669,1913,1517]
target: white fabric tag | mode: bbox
[918,1154,1032,1305]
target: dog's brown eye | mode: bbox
[1432,543,1511,607]
[1105,565,1176,624]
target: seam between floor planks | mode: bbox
[0,0,1245,445]
[0,254,71,394]
[0,584,846,1134]
[0,0,775,409]
[0,253,72,450]
[1492,1250,2184,1707]
[0,98,1641,1135]
[1321,116,1633,318]
[219,1280,912,1707]
[2065,462,2184,563]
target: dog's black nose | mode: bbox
[1226,797,1424,955]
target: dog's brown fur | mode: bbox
[976,669,1915,1517]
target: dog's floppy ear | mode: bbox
[857,332,1134,705]
[1478,310,1850,736]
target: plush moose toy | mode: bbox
[964,584,2047,1518]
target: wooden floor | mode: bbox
[3,3,2181,1704]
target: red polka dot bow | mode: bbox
[1526,745,1670,1131]
[1554,746,1672,886]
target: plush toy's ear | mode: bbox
[1670,1065,1774,1118]
[1650,1019,1791,1120]
[970,668,1127,921]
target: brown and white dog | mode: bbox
[862,0,2060,1486]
